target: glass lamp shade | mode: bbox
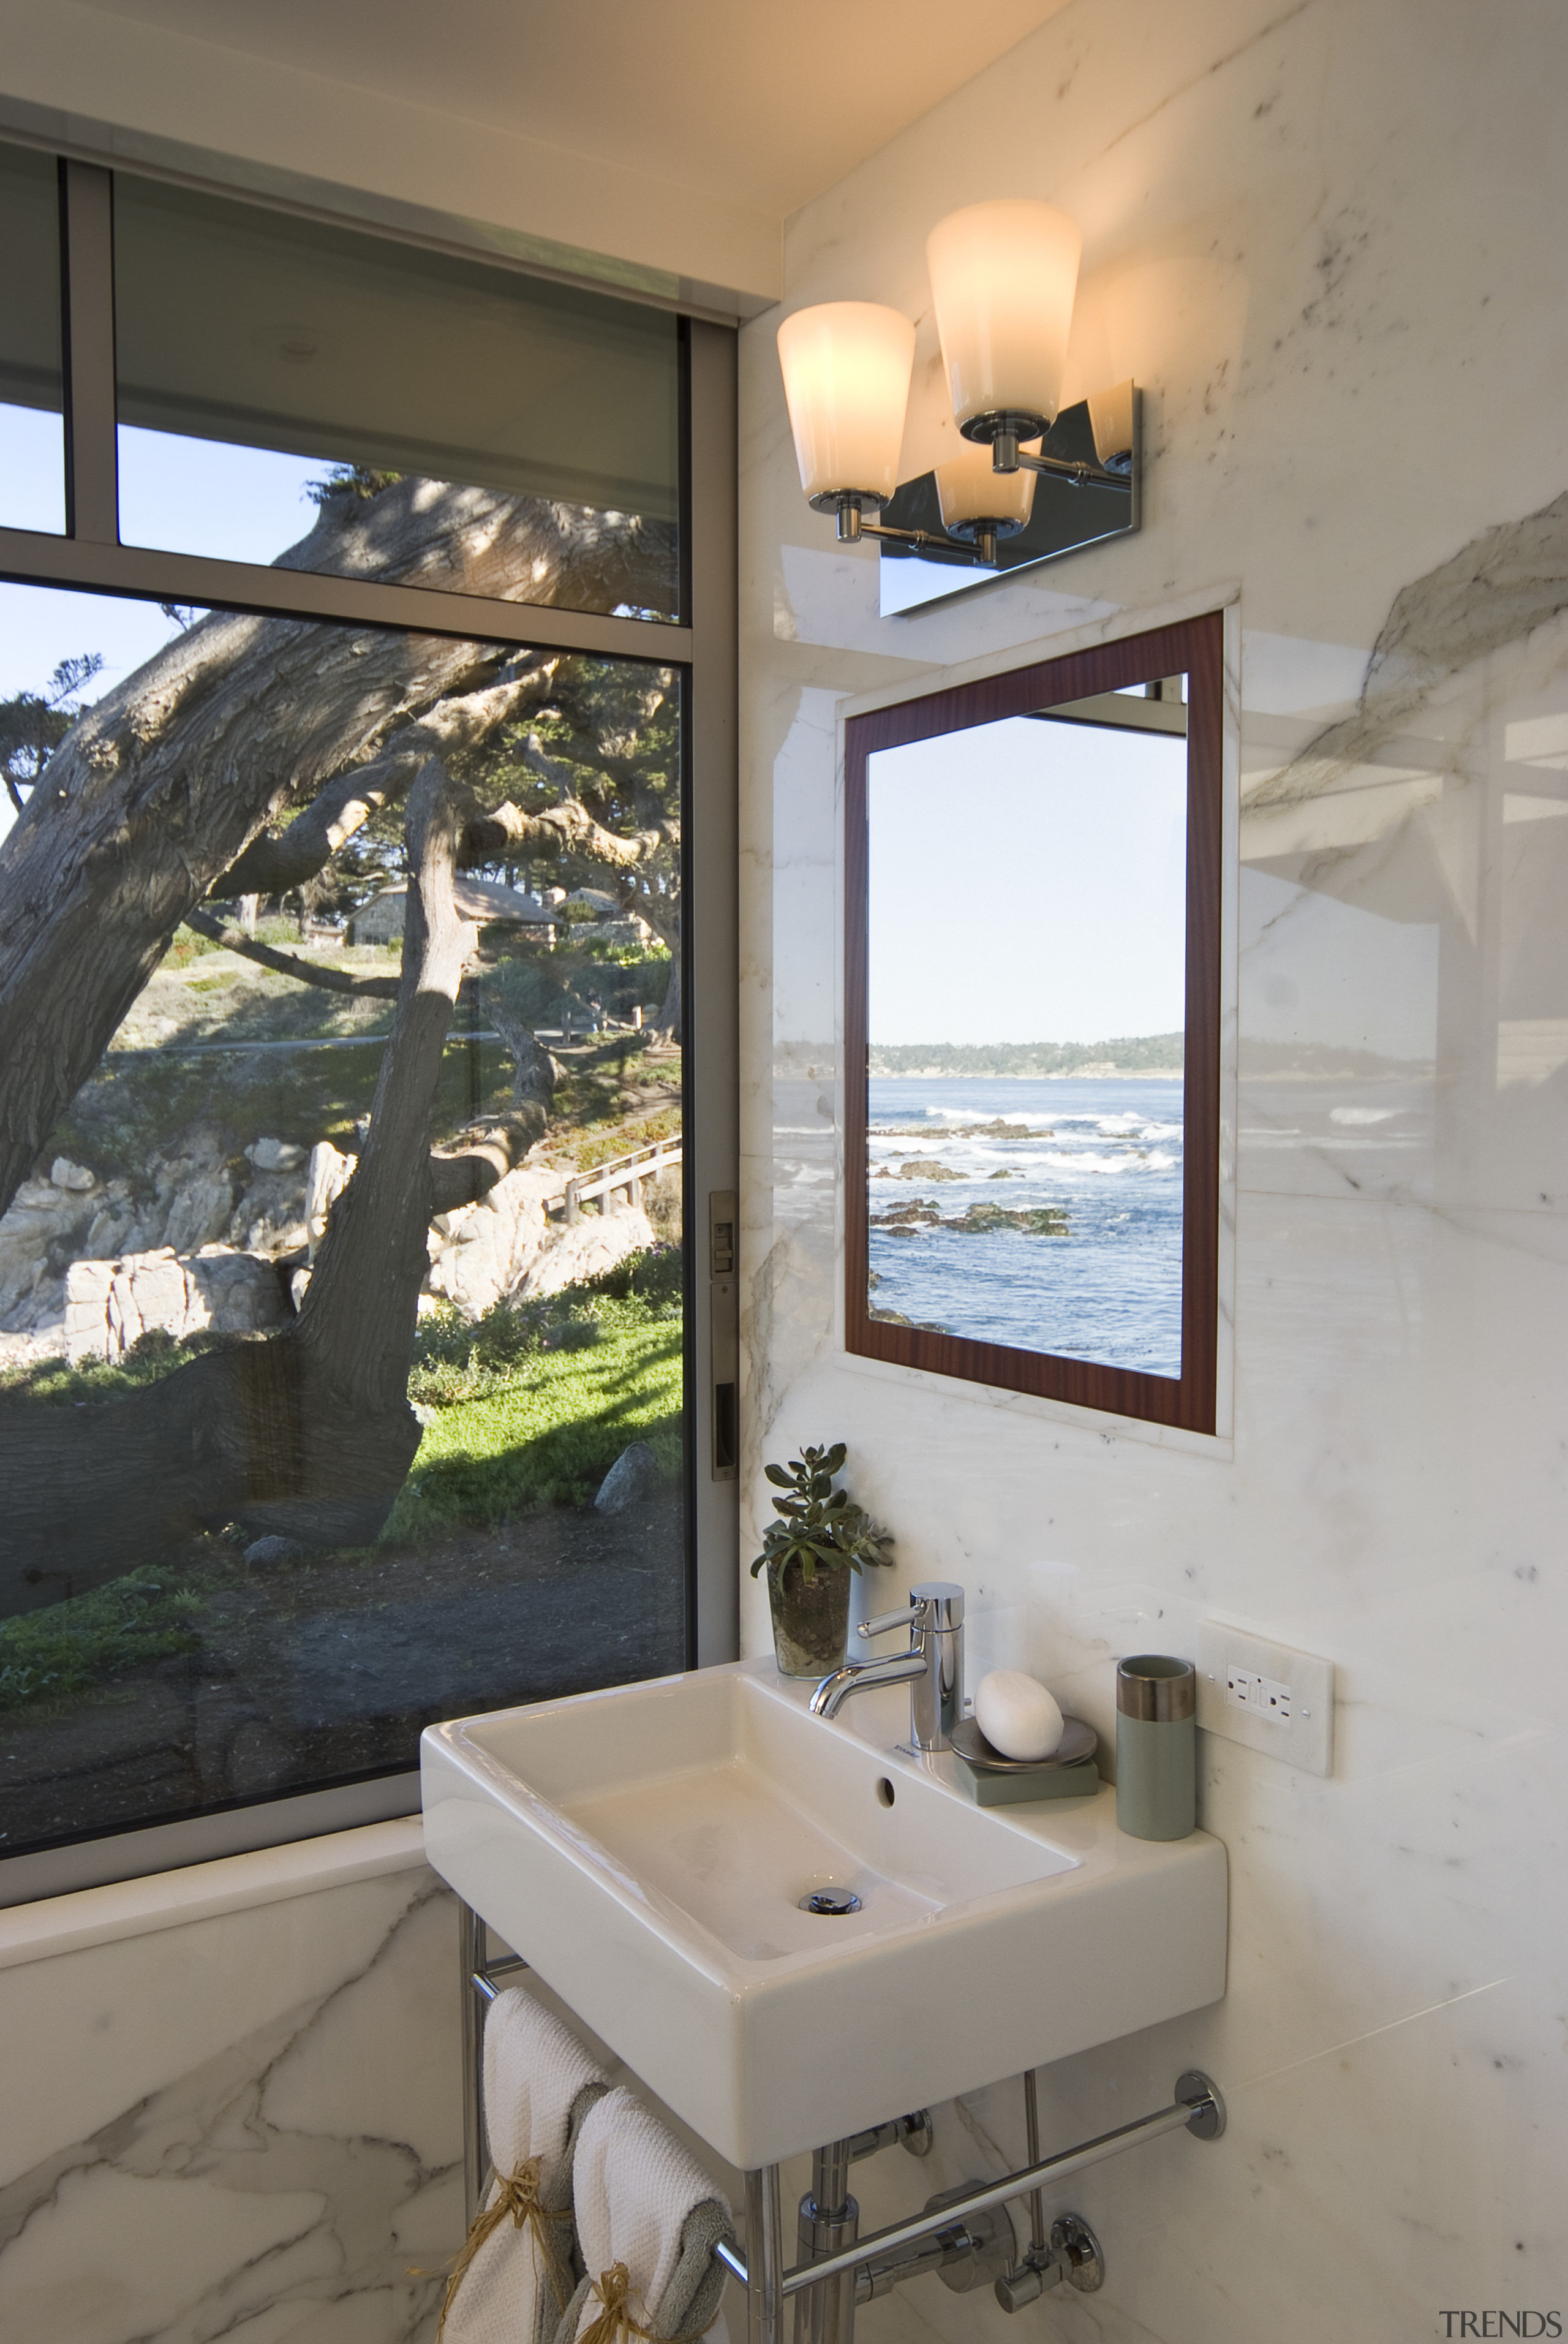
[926,200,1083,435]
[776,301,916,507]
[933,437,1036,535]
[1088,379,1137,469]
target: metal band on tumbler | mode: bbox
[1116,1655,1196,1722]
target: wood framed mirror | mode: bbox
[844,610,1223,1434]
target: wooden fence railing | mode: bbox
[551,1133,681,1222]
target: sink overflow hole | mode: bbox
[876,1777,895,1807]
[799,1888,862,1916]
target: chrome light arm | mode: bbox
[990,430,1133,491]
[829,496,1007,569]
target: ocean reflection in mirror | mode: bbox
[864,689,1188,1376]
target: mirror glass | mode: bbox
[864,682,1189,1377]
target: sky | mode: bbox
[867,714,1189,1046]
[0,406,334,843]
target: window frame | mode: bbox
[0,149,738,1906]
[842,609,1224,1435]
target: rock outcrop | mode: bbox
[424,1164,655,1318]
[0,1132,311,1343]
[0,1122,656,1360]
[63,1245,287,1364]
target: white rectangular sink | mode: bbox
[421,1660,1227,2170]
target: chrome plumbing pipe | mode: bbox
[1023,2068,1048,2264]
[744,2075,1223,2302]
[847,2112,933,2163]
[793,2138,858,2344]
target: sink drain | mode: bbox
[799,1887,862,1916]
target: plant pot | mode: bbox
[766,1556,852,1679]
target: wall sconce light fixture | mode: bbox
[778,200,1137,574]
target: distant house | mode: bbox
[347,881,557,946]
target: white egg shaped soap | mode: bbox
[974,1669,1064,1762]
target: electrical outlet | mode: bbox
[1256,1674,1291,1723]
[1225,1666,1254,1712]
[1198,1624,1334,1776]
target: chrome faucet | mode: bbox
[809,1582,965,1753]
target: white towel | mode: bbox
[442,1987,610,2344]
[557,2088,734,2344]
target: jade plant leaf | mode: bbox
[749,1440,894,1578]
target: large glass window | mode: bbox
[0,143,65,535]
[0,580,688,1860]
[113,175,681,617]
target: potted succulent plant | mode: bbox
[751,1440,894,1677]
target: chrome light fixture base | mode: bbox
[809,486,888,516]
[959,405,1052,447]
[876,386,1140,611]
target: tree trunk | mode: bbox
[482,987,559,1117]
[655,949,683,1043]
[0,760,474,1611]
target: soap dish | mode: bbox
[950,1715,1099,1806]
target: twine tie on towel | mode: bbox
[434,2154,575,2340]
[576,2262,720,2344]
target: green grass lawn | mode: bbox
[391,1289,683,1535]
[0,1265,684,1712]
[0,1566,206,1712]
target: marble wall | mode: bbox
[0,1823,464,2344]
[739,1,1568,2337]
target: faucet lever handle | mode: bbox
[858,1603,918,1641]
[859,1584,965,1642]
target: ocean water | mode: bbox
[865,1076,1183,1378]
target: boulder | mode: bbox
[304,1141,355,1258]
[153,1130,238,1255]
[594,1442,662,1514]
[243,1535,306,1568]
[247,1138,307,1173]
[50,1156,96,1191]
[64,1244,287,1363]
[0,1178,118,1329]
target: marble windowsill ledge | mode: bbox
[0,1813,429,1974]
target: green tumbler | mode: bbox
[1115,1655,1196,1840]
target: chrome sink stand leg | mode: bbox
[994,2069,1106,2310]
[793,2139,859,2344]
[745,2167,785,2344]
[458,1900,486,2225]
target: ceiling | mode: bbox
[81,0,1074,222]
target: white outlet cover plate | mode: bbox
[1197,1623,1335,1777]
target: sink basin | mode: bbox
[421,1660,1226,2170]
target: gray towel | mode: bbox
[554,2087,735,2343]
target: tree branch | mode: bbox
[211,664,562,901]
[181,908,402,996]
[213,752,418,901]
[428,1113,545,1212]
[461,796,662,872]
